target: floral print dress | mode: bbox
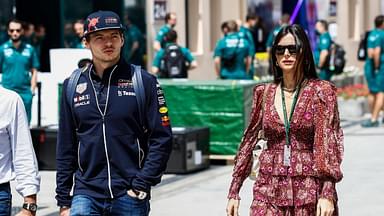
[228,79,344,215]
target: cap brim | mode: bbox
[83,26,124,38]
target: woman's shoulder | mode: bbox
[308,79,337,93]
[307,79,338,103]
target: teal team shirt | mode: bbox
[314,32,332,66]
[122,24,145,65]
[0,40,39,92]
[314,32,332,80]
[266,26,282,49]
[365,28,384,92]
[156,25,172,49]
[152,43,195,69]
[238,26,255,56]
[239,26,256,76]
[213,32,252,79]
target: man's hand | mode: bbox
[226,198,240,216]
[15,209,34,216]
[127,189,138,198]
[316,198,334,216]
[59,207,70,216]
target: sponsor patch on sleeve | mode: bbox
[156,82,170,127]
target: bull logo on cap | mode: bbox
[87,17,100,32]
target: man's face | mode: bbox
[315,22,323,34]
[74,22,84,38]
[8,22,23,42]
[168,14,177,27]
[84,29,124,64]
[248,19,257,28]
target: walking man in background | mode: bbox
[152,29,197,78]
[239,13,257,79]
[153,12,177,51]
[122,14,145,66]
[56,11,172,216]
[362,15,384,127]
[214,20,252,80]
[0,86,40,216]
[314,19,333,81]
[0,19,39,124]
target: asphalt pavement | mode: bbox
[10,118,384,216]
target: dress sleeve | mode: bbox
[227,84,265,200]
[313,81,344,200]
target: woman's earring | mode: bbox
[275,61,279,66]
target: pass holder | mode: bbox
[283,145,291,166]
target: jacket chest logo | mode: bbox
[76,83,87,94]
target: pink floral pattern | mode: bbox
[228,79,344,213]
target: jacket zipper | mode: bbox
[89,64,117,199]
[77,141,83,172]
[136,138,144,168]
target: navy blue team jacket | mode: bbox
[56,59,173,207]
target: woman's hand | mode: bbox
[226,198,240,216]
[316,198,334,216]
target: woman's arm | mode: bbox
[227,84,265,199]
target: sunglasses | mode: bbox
[275,45,298,55]
[9,29,21,33]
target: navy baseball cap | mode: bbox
[83,10,124,38]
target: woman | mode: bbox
[226,24,343,216]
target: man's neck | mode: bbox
[93,58,119,78]
[12,40,21,49]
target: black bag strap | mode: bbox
[131,64,147,133]
[66,68,82,129]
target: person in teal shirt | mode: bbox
[153,12,177,51]
[314,20,333,81]
[122,15,145,66]
[214,20,252,80]
[266,14,290,52]
[71,20,86,49]
[152,30,196,78]
[239,14,257,78]
[362,15,384,127]
[266,14,290,75]
[0,19,39,123]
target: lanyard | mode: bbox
[281,83,301,147]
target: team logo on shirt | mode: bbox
[76,83,87,94]
[4,48,13,57]
[118,79,133,88]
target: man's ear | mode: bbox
[83,38,90,48]
[121,34,125,47]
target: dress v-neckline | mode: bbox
[270,83,305,126]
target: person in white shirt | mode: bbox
[0,86,40,216]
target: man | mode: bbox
[266,13,290,53]
[361,15,384,127]
[238,13,257,78]
[214,20,252,80]
[122,14,145,66]
[314,19,333,81]
[0,86,40,216]
[0,19,39,123]
[56,11,173,216]
[71,19,86,48]
[266,14,290,75]
[153,12,177,51]
[152,29,197,78]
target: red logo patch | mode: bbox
[88,17,100,32]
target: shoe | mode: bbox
[361,120,379,127]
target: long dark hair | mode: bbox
[271,24,317,84]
